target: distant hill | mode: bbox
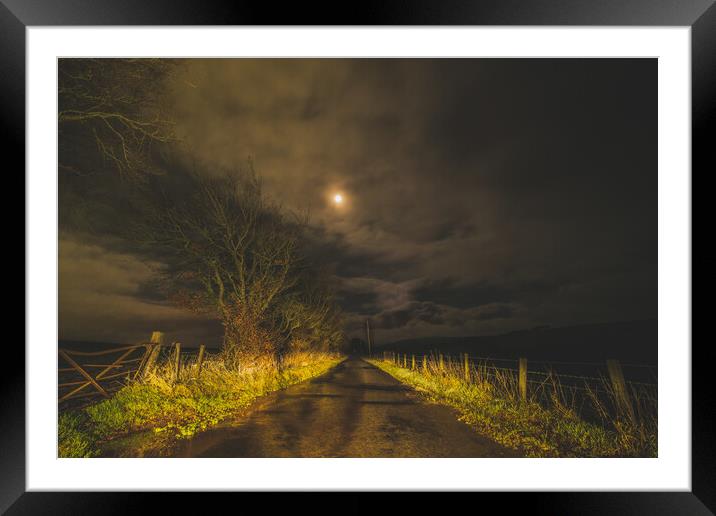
[376,319,657,364]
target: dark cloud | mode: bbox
[375,306,415,330]
[413,279,513,310]
[59,237,222,345]
[373,300,517,331]
[335,288,380,315]
[476,304,515,321]
[374,302,443,331]
[59,58,656,345]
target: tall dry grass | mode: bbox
[59,350,343,457]
[370,354,657,457]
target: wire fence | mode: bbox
[377,350,657,425]
[453,353,657,389]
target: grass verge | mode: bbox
[368,357,656,458]
[59,351,344,457]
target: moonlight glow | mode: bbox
[333,193,343,205]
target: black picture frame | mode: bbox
[4,0,709,513]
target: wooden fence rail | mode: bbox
[58,331,211,407]
[58,344,151,403]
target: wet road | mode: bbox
[173,357,517,457]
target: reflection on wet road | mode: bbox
[173,357,516,457]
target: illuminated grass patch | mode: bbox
[59,352,343,457]
[368,358,656,458]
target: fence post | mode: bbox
[606,359,636,425]
[411,354,416,370]
[196,344,206,380]
[140,331,164,380]
[519,358,528,401]
[464,353,470,382]
[173,342,181,382]
[422,355,427,372]
[439,353,444,372]
[403,354,407,368]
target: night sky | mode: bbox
[59,58,656,346]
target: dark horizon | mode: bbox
[59,316,657,352]
[59,58,656,348]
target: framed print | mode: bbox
[5,0,710,513]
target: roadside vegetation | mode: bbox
[369,356,657,458]
[60,351,343,457]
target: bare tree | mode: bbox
[276,273,344,353]
[140,165,313,362]
[59,59,178,181]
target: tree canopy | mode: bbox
[59,58,177,181]
[138,164,343,362]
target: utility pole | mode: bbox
[365,319,372,357]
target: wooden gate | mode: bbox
[58,334,166,406]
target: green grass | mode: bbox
[368,357,657,458]
[59,351,343,457]
[58,411,99,458]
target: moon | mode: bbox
[333,193,343,205]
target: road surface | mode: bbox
[172,357,517,457]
